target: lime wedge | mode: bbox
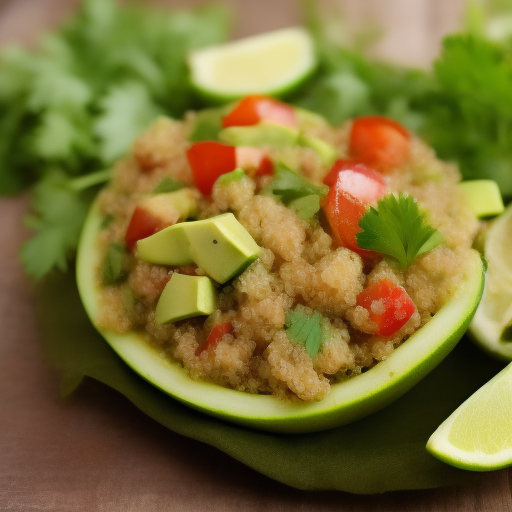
[426,363,512,471]
[469,202,512,361]
[188,27,317,103]
[458,180,504,218]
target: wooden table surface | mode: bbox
[1,1,511,510]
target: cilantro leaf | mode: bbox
[94,81,161,163]
[357,193,442,270]
[285,308,325,357]
[265,163,328,219]
[288,195,321,220]
[19,171,95,279]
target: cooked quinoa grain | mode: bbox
[94,108,479,402]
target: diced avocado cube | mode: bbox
[458,180,505,218]
[136,223,194,266]
[186,213,261,284]
[219,122,298,148]
[155,273,217,324]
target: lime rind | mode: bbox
[426,363,512,471]
[469,203,512,361]
[188,27,317,103]
[77,200,484,433]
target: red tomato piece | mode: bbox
[195,322,234,356]
[349,116,411,172]
[125,206,166,252]
[187,141,237,195]
[322,162,387,255]
[356,279,416,337]
[222,95,297,129]
[235,146,274,176]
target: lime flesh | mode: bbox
[427,363,512,471]
[469,202,512,361]
[77,200,484,433]
[188,27,317,103]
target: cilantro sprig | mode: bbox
[357,193,443,270]
[0,0,229,279]
[285,308,325,357]
[265,163,328,220]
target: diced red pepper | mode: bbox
[195,322,234,356]
[187,141,237,195]
[356,279,416,337]
[125,206,166,252]
[349,116,411,172]
[222,95,297,129]
[322,161,387,255]
[235,146,274,176]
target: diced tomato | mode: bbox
[222,95,297,129]
[195,322,234,356]
[322,161,387,255]
[349,116,411,172]
[125,206,167,252]
[235,146,274,176]
[187,141,237,195]
[356,279,416,337]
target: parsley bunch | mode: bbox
[294,0,512,199]
[0,0,229,278]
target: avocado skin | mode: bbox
[155,273,217,324]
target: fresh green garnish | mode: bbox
[152,177,184,194]
[0,0,229,279]
[265,163,327,220]
[285,308,325,357]
[188,107,225,142]
[215,168,246,187]
[288,195,321,220]
[357,193,442,270]
[102,242,128,285]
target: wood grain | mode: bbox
[0,1,511,511]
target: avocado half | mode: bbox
[77,199,485,433]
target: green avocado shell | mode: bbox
[77,199,485,433]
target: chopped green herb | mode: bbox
[152,177,184,194]
[357,193,442,270]
[288,194,321,220]
[285,308,325,357]
[188,107,225,142]
[1,0,229,279]
[102,243,128,285]
[265,163,328,217]
[215,168,246,187]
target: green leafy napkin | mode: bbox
[37,269,505,493]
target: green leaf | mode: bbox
[285,307,325,357]
[288,194,321,220]
[102,243,128,285]
[20,171,94,279]
[94,81,161,163]
[37,269,501,492]
[357,193,442,270]
[188,107,225,142]
[265,163,328,206]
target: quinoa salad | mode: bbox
[93,96,479,402]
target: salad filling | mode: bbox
[93,96,479,402]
